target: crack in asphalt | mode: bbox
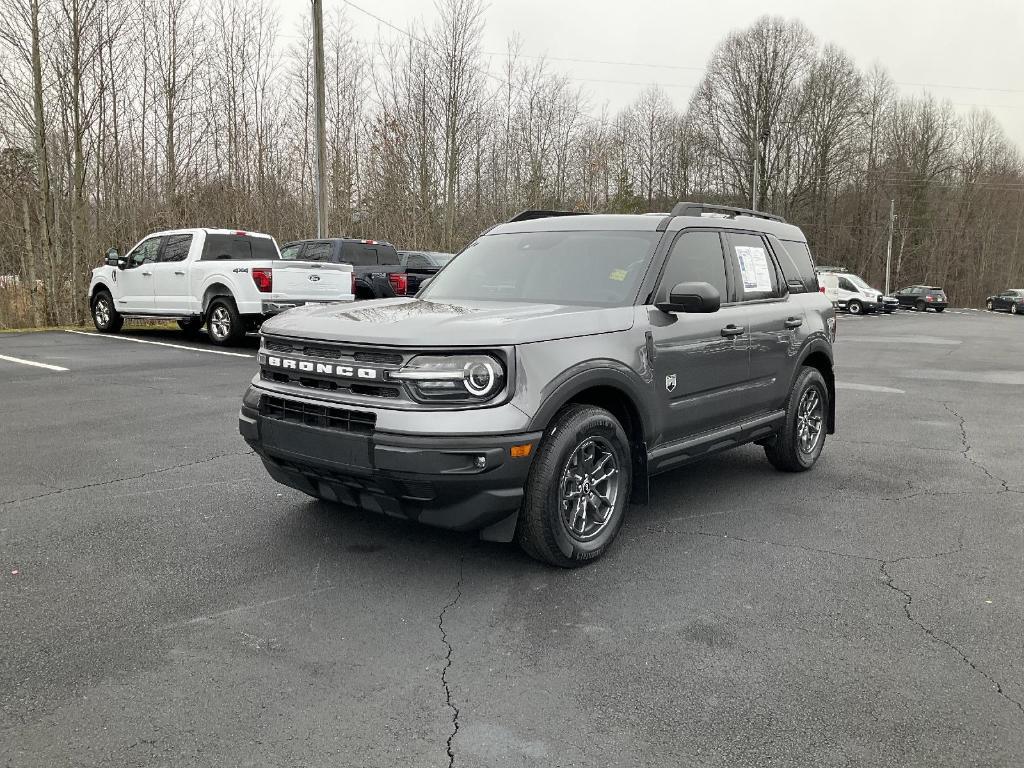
[942,402,1011,493]
[439,557,465,768]
[880,560,1024,719]
[0,449,255,506]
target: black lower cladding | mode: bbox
[240,396,542,536]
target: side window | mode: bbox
[407,254,430,268]
[303,242,332,262]
[772,237,819,293]
[128,236,162,267]
[159,234,193,263]
[838,277,857,292]
[280,244,303,261]
[658,230,728,303]
[728,233,780,301]
[345,246,378,266]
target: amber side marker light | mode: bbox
[510,444,533,458]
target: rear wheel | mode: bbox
[935,307,945,313]
[914,300,927,312]
[517,405,631,567]
[206,297,244,346]
[847,300,863,315]
[764,367,829,472]
[91,289,123,333]
[986,300,994,311]
[1012,303,1019,315]
[177,317,203,338]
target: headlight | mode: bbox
[389,354,506,402]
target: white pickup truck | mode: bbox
[88,228,354,345]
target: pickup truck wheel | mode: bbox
[517,405,631,567]
[91,290,123,333]
[764,367,828,472]
[206,298,244,346]
[177,317,203,338]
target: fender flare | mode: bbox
[200,280,237,313]
[792,335,836,433]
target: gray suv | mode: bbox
[239,203,836,566]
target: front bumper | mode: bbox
[239,395,542,539]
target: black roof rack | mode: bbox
[507,209,590,223]
[670,202,785,223]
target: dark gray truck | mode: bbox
[240,203,836,566]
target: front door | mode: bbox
[117,235,163,312]
[649,229,751,447]
[151,233,194,313]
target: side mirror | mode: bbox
[656,282,721,314]
[416,277,433,297]
[105,247,120,266]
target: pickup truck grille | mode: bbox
[260,395,376,434]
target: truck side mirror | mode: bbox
[656,282,721,314]
[105,247,120,267]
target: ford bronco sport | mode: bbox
[239,203,836,566]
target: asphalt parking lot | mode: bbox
[1,309,1022,768]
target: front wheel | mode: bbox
[91,290,123,333]
[764,367,829,472]
[847,300,863,315]
[206,298,245,346]
[1012,303,1019,315]
[935,307,945,313]
[986,300,994,311]
[517,405,631,567]
[914,300,927,312]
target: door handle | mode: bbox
[784,317,803,329]
[141,271,153,276]
[720,324,745,338]
[174,270,185,276]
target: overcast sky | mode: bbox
[278,0,1024,149]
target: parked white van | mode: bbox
[816,269,884,315]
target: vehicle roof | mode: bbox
[283,237,394,246]
[489,212,807,240]
[143,228,274,239]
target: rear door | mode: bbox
[649,229,751,445]
[151,233,194,313]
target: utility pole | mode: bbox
[885,199,895,295]
[752,112,760,211]
[312,0,328,238]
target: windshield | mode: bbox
[430,252,455,266]
[846,274,874,291]
[419,230,659,306]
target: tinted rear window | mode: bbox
[773,237,819,293]
[201,234,278,261]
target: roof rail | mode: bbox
[670,201,785,223]
[507,209,589,223]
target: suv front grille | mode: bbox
[260,395,376,434]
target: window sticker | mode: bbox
[735,246,772,292]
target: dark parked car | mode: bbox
[399,250,455,269]
[241,202,836,566]
[280,238,439,300]
[893,285,947,312]
[986,289,1024,314]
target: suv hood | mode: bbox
[262,298,635,346]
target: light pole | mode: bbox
[312,0,328,238]
[885,199,895,295]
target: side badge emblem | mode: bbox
[665,374,677,392]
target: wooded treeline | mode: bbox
[1,0,1022,326]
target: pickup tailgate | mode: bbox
[271,261,353,301]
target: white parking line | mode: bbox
[836,382,905,394]
[65,330,254,359]
[0,353,69,372]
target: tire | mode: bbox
[1012,303,1019,315]
[177,317,203,338]
[847,300,863,315]
[764,367,829,473]
[91,289,123,333]
[986,300,994,311]
[206,297,245,346]
[935,307,945,313]
[914,300,926,312]
[516,405,631,567]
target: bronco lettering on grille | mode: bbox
[261,354,379,380]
